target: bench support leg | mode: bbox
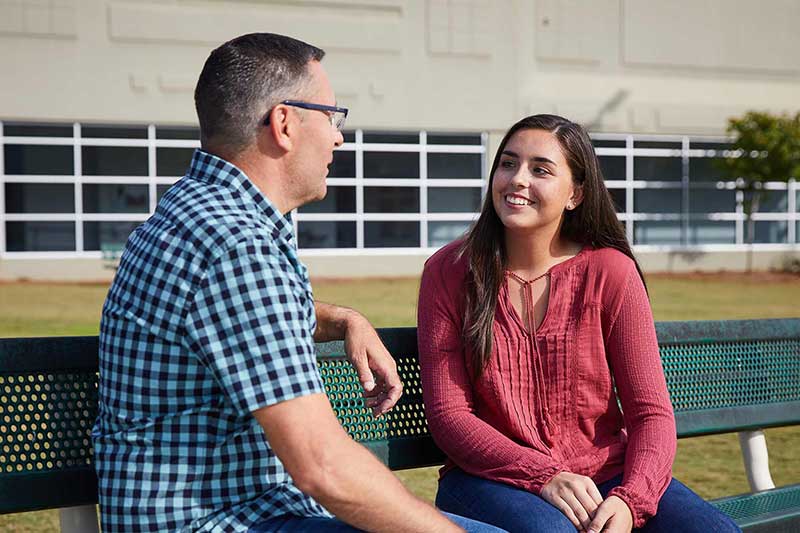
[738,429,776,492]
[59,504,100,533]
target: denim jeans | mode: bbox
[436,468,742,533]
[249,510,508,532]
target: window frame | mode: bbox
[2,122,798,257]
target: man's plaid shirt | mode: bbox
[93,150,330,532]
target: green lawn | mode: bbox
[1,274,799,530]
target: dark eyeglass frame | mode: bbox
[264,100,349,131]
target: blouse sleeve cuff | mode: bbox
[528,466,566,495]
[607,485,652,529]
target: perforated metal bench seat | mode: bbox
[712,483,800,533]
[1,318,799,532]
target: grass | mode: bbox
[1,273,799,530]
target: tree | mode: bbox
[719,111,800,269]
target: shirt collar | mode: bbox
[186,149,294,242]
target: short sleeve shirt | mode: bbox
[93,150,330,532]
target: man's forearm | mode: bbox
[314,301,358,342]
[254,395,461,533]
[307,433,463,533]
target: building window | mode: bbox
[294,129,487,251]
[83,221,142,251]
[298,221,357,249]
[156,147,195,177]
[363,187,420,213]
[82,146,148,176]
[364,221,420,248]
[363,151,420,179]
[4,144,74,175]
[299,186,356,214]
[428,187,482,213]
[82,184,149,213]
[2,121,797,256]
[427,153,482,179]
[5,183,74,213]
[6,221,76,251]
[592,134,797,247]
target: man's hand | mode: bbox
[342,312,403,416]
[587,495,633,533]
[314,302,403,416]
[540,472,603,531]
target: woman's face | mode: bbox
[491,128,582,236]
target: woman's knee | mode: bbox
[645,478,741,533]
[436,469,575,533]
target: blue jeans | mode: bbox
[436,468,742,533]
[249,510,507,532]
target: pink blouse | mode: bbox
[417,241,676,527]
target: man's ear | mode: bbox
[266,105,294,152]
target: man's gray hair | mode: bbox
[195,33,325,156]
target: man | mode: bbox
[93,33,503,533]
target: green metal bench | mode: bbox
[1,319,799,532]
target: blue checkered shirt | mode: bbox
[93,150,331,532]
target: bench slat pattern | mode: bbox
[713,483,800,532]
[318,328,445,469]
[0,337,99,514]
[658,320,800,437]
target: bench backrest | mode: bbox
[657,319,800,437]
[0,336,99,514]
[1,318,799,515]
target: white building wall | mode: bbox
[1,0,799,279]
[2,0,799,132]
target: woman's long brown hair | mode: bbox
[461,114,645,378]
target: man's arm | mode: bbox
[314,301,402,416]
[253,393,462,533]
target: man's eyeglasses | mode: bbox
[264,100,349,132]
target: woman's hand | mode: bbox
[587,495,633,533]
[541,472,603,531]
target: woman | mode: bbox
[417,114,740,533]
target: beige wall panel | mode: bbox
[654,105,743,135]
[108,1,403,53]
[0,0,205,123]
[425,0,492,57]
[323,0,515,131]
[333,66,514,131]
[623,0,800,73]
[0,0,517,128]
[534,0,618,65]
[521,71,633,131]
[0,36,205,123]
[1,0,799,130]
[555,100,627,130]
[628,105,657,132]
[520,69,800,133]
[523,100,626,130]
[221,0,404,9]
[0,0,77,38]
